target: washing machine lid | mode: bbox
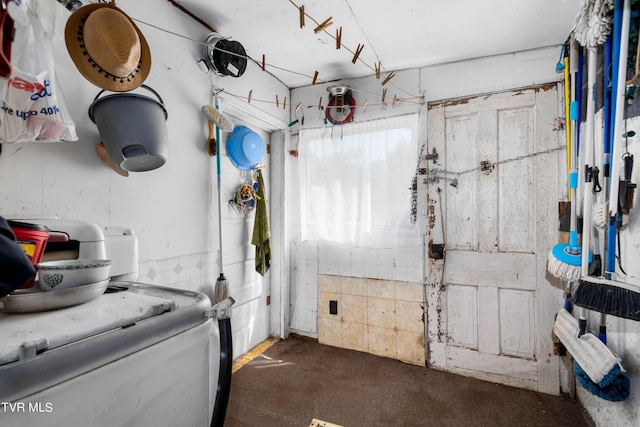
[0,282,209,367]
[0,282,212,403]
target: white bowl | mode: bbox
[37,259,112,291]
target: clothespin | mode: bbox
[318,96,323,110]
[299,5,305,28]
[312,70,319,85]
[283,96,287,110]
[381,72,396,86]
[363,100,368,112]
[296,102,302,111]
[352,44,364,64]
[314,16,333,33]
[276,94,280,108]
[247,90,253,104]
[261,55,266,71]
[381,88,387,105]
[374,62,381,79]
[393,95,398,106]
[336,27,342,50]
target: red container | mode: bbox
[8,220,50,288]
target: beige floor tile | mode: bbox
[318,317,343,348]
[395,300,424,333]
[396,330,425,366]
[342,276,365,296]
[367,325,396,359]
[395,282,423,302]
[318,274,341,293]
[343,322,367,352]
[367,296,395,329]
[342,294,366,324]
[366,278,395,299]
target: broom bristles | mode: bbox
[574,361,630,402]
[574,278,640,321]
[202,105,234,133]
[213,273,230,305]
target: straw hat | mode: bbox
[65,2,151,92]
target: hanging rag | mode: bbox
[251,169,271,276]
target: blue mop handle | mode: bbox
[604,37,613,179]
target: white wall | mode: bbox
[290,45,640,425]
[0,0,289,360]
[288,46,564,338]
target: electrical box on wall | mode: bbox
[329,300,338,315]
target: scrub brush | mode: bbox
[206,120,216,157]
[201,105,234,133]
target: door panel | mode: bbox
[446,285,477,349]
[498,107,535,253]
[499,288,535,358]
[445,115,479,251]
[425,86,562,394]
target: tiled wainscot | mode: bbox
[318,275,425,366]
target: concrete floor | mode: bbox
[225,336,590,427]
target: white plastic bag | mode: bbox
[0,6,77,143]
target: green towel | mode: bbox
[251,169,271,275]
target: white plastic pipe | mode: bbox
[609,0,631,221]
[581,46,597,278]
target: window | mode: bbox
[298,114,420,248]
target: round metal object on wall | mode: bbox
[326,84,356,124]
[203,33,247,78]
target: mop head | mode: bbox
[547,245,583,282]
[574,277,640,321]
[592,202,608,229]
[213,273,230,306]
[553,309,624,387]
[571,0,615,47]
[202,105,234,133]
[574,361,630,401]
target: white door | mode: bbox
[424,86,562,394]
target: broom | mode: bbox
[573,0,640,319]
[203,91,236,427]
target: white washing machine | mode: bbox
[0,219,227,427]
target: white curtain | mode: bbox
[298,114,420,249]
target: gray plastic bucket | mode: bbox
[88,85,168,172]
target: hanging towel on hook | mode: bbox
[251,169,271,276]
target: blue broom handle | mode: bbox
[607,0,631,278]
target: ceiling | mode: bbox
[175,0,581,89]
